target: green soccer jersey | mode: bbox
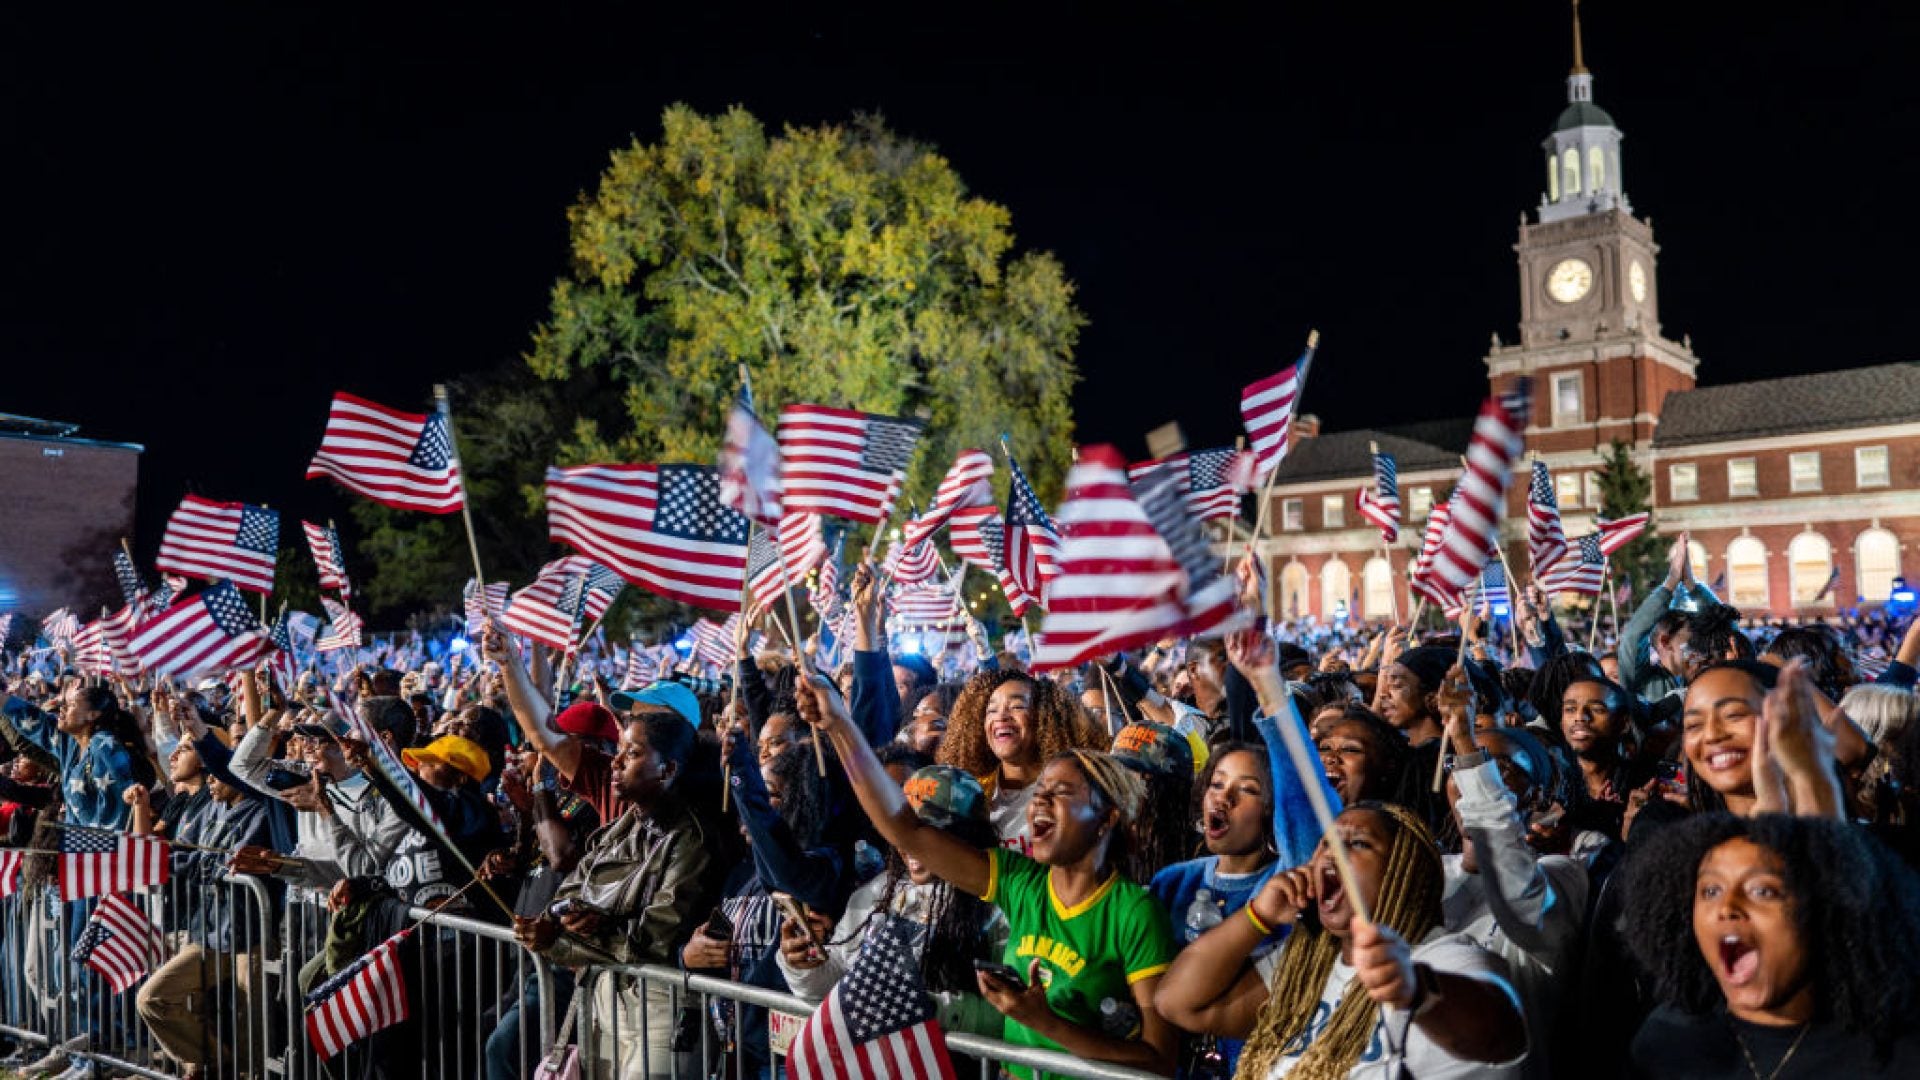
[982,847,1176,1079]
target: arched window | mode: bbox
[1788,532,1834,606]
[1856,528,1901,604]
[1688,541,1711,586]
[1321,559,1353,622]
[1727,536,1769,610]
[1547,153,1560,201]
[1280,562,1310,620]
[1563,148,1581,195]
[1589,145,1607,191]
[1363,557,1396,620]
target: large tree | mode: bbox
[1594,440,1662,604]
[526,106,1084,507]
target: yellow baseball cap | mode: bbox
[401,735,490,784]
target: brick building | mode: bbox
[1251,22,1920,622]
[0,414,143,618]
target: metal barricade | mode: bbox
[574,961,1165,1080]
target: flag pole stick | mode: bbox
[1493,540,1524,665]
[721,520,759,812]
[434,384,487,591]
[1222,436,1247,573]
[1590,573,1608,654]
[1434,580,1477,793]
[1269,693,1372,926]
[775,548,825,777]
[1608,569,1623,653]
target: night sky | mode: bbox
[4,2,1916,553]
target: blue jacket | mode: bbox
[1,696,137,829]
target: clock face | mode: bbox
[1629,259,1648,303]
[1547,258,1594,304]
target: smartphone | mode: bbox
[1654,759,1686,795]
[771,892,822,951]
[702,906,735,942]
[971,959,1025,989]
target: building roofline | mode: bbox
[0,429,144,453]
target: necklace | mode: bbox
[1734,1021,1810,1080]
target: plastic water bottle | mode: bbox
[1185,887,1223,941]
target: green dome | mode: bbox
[1555,100,1615,130]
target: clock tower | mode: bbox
[1485,0,1696,456]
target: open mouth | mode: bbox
[1706,748,1749,773]
[1717,934,1760,987]
[989,723,1020,745]
[1029,812,1057,844]
[1203,809,1230,839]
[1317,864,1343,918]
[1566,724,1592,742]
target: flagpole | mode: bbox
[1435,579,1477,793]
[1590,573,1608,654]
[434,384,487,591]
[1367,441,1401,626]
[1222,436,1247,574]
[1493,539,1523,665]
[721,521,757,814]
[1607,570,1623,654]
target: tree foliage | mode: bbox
[526,105,1084,506]
[1594,440,1662,603]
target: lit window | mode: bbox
[1322,495,1344,530]
[1408,486,1433,521]
[1727,536,1769,609]
[1857,529,1901,603]
[1583,471,1602,510]
[1282,498,1304,532]
[1362,557,1396,619]
[1279,562,1310,619]
[1728,458,1758,498]
[1688,541,1711,583]
[1547,154,1560,201]
[1321,560,1352,620]
[1790,452,1822,493]
[1589,145,1606,191]
[1551,372,1583,427]
[1789,532,1834,605]
[1856,445,1890,488]
[1669,463,1698,502]
[1556,472,1584,509]
[1563,147,1581,195]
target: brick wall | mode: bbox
[0,437,141,616]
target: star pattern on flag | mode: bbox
[235,506,281,555]
[203,582,261,638]
[408,411,453,469]
[655,464,750,545]
[860,418,924,476]
[840,918,938,1042]
[1188,448,1236,492]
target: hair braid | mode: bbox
[1233,804,1444,1080]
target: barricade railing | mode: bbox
[576,960,1166,1080]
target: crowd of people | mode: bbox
[3,533,1920,1080]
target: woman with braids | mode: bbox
[1155,803,1526,1079]
[936,666,1107,853]
[1620,813,1920,1075]
[775,764,1009,1037]
[796,671,1179,1078]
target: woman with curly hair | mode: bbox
[797,673,1179,1078]
[1155,802,1527,1079]
[937,667,1105,851]
[1620,813,1920,1075]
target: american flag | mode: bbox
[888,584,966,644]
[1240,336,1317,482]
[1128,448,1250,523]
[1538,533,1608,597]
[266,610,299,686]
[808,531,846,626]
[1429,385,1530,592]
[39,608,79,648]
[1355,449,1401,543]
[787,914,957,1080]
[155,494,280,595]
[503,557,622,652]
[74,606,139,677]
[621,644,670,690]
[1029,446,1204,672]
[882,535,940,586]
[71,619,108,675]
[1004,453,1062,610]
[303,521,352,595]
[777,405,926,525]
[147,576,182,618]
[306,391,465,514]
[72,893,165,994]
[463,579,508,635]
[1595,512,1651,556]
[687,615,736,673]
[1410,493,1460,609]
[718,386,784,527]
[1130,465,1240,640]
[1526,460,1567,576]
[950,505,1038,616]
[546,463,752,611]
[1479,562,1511,611]
[112,549,147,611]
[128,581,271,677]
[747,513,828,613]
[1813,564,1843,603]
[902,449,996,550]
[317,596,364,654]
[0,849,21,897]
[306,928,412,1060]
[58,828,169,900]
[556,573,592,661]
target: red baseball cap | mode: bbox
[552,701,620,743]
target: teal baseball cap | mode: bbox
[609,681,702,730]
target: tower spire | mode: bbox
[1570,0,1589,75]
